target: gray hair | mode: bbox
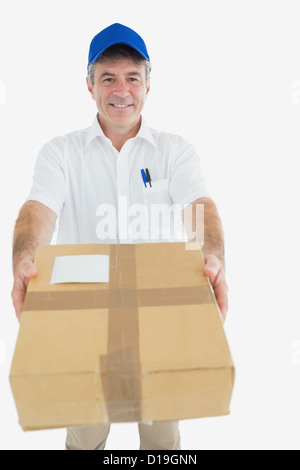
[87,44,152,87]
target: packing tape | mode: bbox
[23,286,214,311]
[99,245,142,422]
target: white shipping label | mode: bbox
[50,254,109,284]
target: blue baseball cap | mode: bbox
[87,23,150,71]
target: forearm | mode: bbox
[12,201,56,273]
[183,197,225,268]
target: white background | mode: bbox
[0,0,300,450]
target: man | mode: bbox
[11,23,228,450]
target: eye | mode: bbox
[128,77,139,83]
[103,78,114,83]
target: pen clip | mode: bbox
[145,168,152,187]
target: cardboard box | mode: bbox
[9,242,235,431]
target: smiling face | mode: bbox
[87,57,150,137]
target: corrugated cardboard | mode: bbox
[9,242,235,431]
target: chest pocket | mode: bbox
[142,178,172,240]
[142,178,171,205]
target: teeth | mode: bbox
[112,104,131,108]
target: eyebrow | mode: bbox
[99,71,143,80]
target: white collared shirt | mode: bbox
[26,115,210,244]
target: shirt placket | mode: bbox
[116,142,132,244]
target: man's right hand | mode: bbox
[11,259,38,322]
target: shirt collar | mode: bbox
[136,115,157,148]
[85,114,157,150]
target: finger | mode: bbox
[12,261,38,322]
[213,281,228,322]
[11,286,23,321]
[205,263,227,289]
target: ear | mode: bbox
[86,76,95,100]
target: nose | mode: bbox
[113,79,130,98]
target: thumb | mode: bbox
[204,257,221,284]
[27,265,38,277]
[204,264,218,276]
[20,260,38,278]
[204,264,220,282]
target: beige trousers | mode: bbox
[65,421,181,450]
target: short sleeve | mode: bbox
[26,137,67,217]
[168,137,210,205]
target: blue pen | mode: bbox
[141,169,148,188]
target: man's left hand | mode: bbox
[203,254,228,322]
